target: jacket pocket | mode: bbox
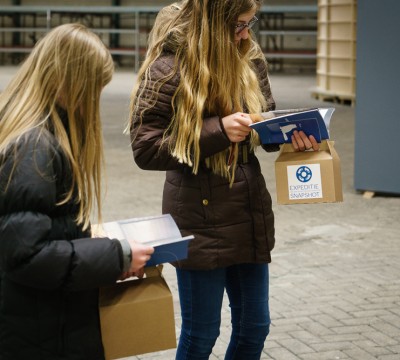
[163,173,211,227]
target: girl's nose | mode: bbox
[239,28,250,40]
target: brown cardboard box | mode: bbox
[99,266,176,360]
[275,140,343,204]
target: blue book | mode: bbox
[249,107,335,145]
[101,214,193,267]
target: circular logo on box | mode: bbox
[296,166,312,182]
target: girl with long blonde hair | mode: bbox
[129,1,318,359]
[0,23,153,360]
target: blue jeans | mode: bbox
[175,263,270,360]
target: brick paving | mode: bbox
[1,67,399,359]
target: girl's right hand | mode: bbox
[221,112,252,143]
[128,241,154,273]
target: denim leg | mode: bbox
[175,268,226,360]
[225,263,270,360]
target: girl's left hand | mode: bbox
[291,130,319,152]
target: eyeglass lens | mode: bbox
[235,16,258,34]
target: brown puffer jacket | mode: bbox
[131,53,279,270]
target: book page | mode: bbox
[319,108,335,128]
[101,214,194,266]
[100,222,125,240]
[103,214,185,246]
[260,108,315,121]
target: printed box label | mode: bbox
[287,164,323,200]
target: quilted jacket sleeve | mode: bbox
[130,54,231,171]
[0,131,123,292]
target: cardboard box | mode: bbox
[99,266,176,360]
[275,140,343,204]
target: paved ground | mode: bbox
[1,67,399,360]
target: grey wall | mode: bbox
[354,0,400,194]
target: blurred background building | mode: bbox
[0,0,357,103]
[1,0,399,196]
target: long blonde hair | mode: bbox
[0,23,114,229]
[130,0,269,180]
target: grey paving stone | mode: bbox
[310,341,354,352]
[276,338,315,354]
[264,347,302,360]
[300,350,349,360]
[343,347,378,360]
[363,331,399,347]
[353,340,394,357]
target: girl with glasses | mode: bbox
[129,1,317,359]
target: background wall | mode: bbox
[1,0,317,5]
[0,0,318,72]
[354,0,400,194]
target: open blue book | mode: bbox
[101,214,193,267]
[250,108,335,145]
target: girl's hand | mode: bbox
[127,241,154,273]
[291,130,319,151]
[221,112,252,143]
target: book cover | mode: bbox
[101,214,194,267]
[249,107,335,145]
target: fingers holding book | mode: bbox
[291,131,320,152]
[128,241,155,273]
[221,112,253,143]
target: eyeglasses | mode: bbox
[234,16,258,34]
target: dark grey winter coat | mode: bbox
[0,126,124,360]
[131,53,278,270]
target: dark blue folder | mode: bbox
[250,108,334,145]
[103,214,194,267]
